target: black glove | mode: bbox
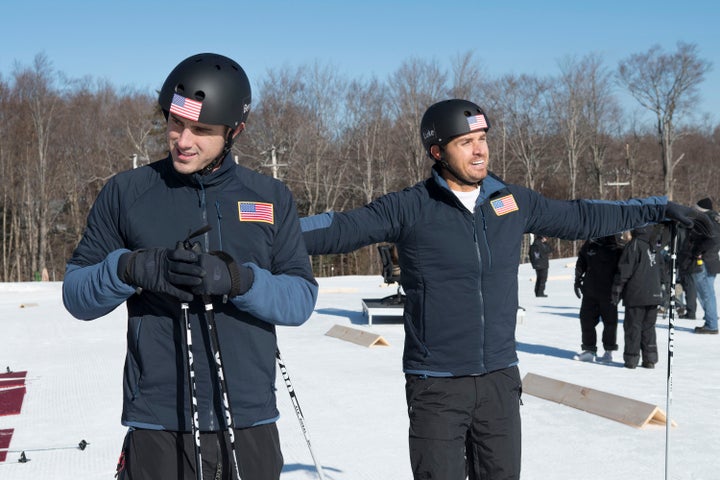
[692,210,717,239]
[610,285,623,306]
[191,251,254,298]
[574,279,582,299]
[665,202,695,228]
[117,248,203,302]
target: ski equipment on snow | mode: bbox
[276,348,326,480]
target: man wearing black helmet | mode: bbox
[301,99,709,479]
[63,53,318,480]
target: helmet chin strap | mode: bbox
[437,151,481,188]
[198,129,234,176]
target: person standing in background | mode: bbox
[677,226,698,319]
[612,226,664,369]
[689,197,720,334]
[573,235,624,363]
[530,235,552,297]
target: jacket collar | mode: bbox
[430,165,508,206]
[167,152,236,188]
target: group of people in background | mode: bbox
[555,197,720,370]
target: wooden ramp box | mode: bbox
[522,372,677,429]
[325,324,390,348]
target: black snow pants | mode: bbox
[115,423,283,480]
[405,366,523,480]
[579,297,619,352]
[623,305,659,367]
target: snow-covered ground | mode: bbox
[1,258,718,479]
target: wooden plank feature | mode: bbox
[325,324,390,347]
[522,372,677,429]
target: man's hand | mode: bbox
[574,279,582,299]
[117,248,203,302]
[611,285,623,306]
[665,202,694,228]
[191,252,254,298]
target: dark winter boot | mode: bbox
[623,353,639,369]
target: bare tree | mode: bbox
[0,74,13,280]
[337,77,396,275]
[552,56,590,200]
[11,53,64,279]
[552,53,622,201]
[387,58,447,184]
[617,42,711,199]
[448,51,489,102]
[493,74,554,190]
[343,77,394,203]
[586,68,622,199]
[243,65,309,174]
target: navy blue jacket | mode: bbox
[63,154,318,431]
[302,167,668,376]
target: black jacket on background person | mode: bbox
[613,226,663,307]
[529,237,552,270]
[576,236,623,302]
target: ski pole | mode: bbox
[183,302,204,480]
[665,221,678,480]
[180,225,242,479]
[276,348,326,480]
[202,296,242,480]
[0,439,89,454]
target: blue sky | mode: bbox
[2,1,719,123]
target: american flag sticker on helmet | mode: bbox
[491,194,519,216]
[169,93,202,121]
[467,114,488,131]
[238,201,274,224]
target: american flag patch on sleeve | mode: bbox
[491,194,519,216]
[238,202,274,224]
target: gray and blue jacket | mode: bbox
[301,166,668,377]
[63,154,317,431]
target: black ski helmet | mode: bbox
[420,99,490,159]
[159,53,251,129]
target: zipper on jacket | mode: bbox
[215,200,224,251]
[196,177,210,251]
[472,214,487,372]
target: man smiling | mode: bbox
[63,53,317,480]
[301,98,707,479]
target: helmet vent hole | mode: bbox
[194,91,206,101]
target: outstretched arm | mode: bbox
[301,190,409,255]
